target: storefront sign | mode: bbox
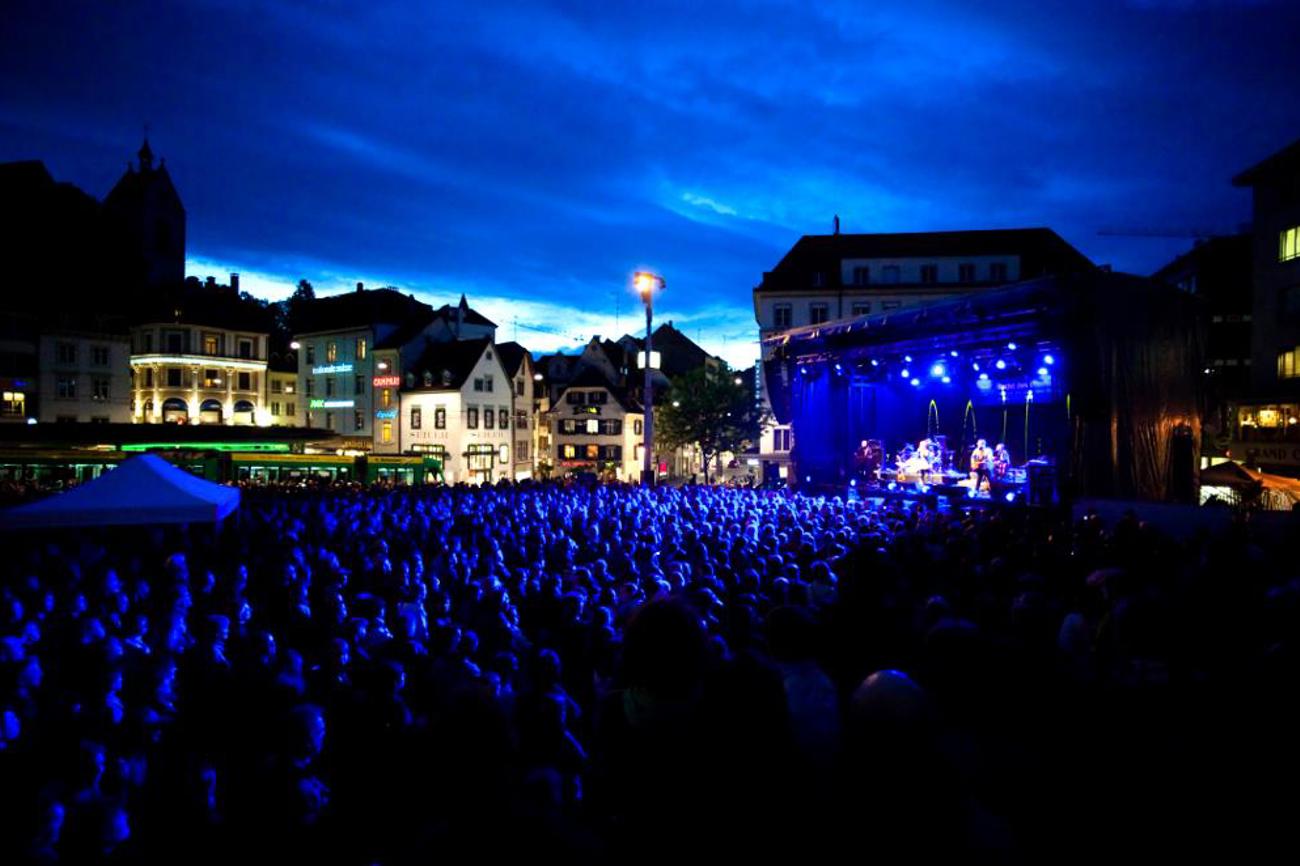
[1230,441,1300,466]
[375,408,398,419]
[309,398,355,409]
[373,375,401,387]
[312,363,353,375]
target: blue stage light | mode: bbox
[910,378,921,387]
[995,359,1007,370]
[930,363,945,378]
[1007,342,1018,350]
[901,368,910,378]
[950,350,959,357]
[834,363,843,372]
[972,361,980,371]
[941,375,951,383]
[1044,354,1055,365]
[904,355,913,363]
[887,482,898,491]
[978,372,989,381]
[1005,491,1017,503]
[850,478,857,487]
[800,366,808,375]
[1037,367,1048,377]
[870,359,879,367]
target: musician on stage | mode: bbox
[970,438,992,492]
[992,442,1010,480]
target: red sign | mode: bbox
[373,375,401,387]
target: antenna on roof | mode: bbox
[833,214,840,235]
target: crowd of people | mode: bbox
[2,481,1298,863]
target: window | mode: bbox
[56,377,76,399]
[852,266,869,286]
[773,303,793,329]
[466,444,495,471]
[355,374,365,396]
[325,377,335,397]
[561,419,577,434]
[203,334,220,355]
[2,391,25,417]
[775,428,792,452]
[990,262,1008,282]
[498,444,509,465]
[516,410,528,430]
[882,301,901,311]
[583,444,598,460]
[602,445,623,460]
[499,408,508,429]
[586,418,599,434]
[381,420,392,443]
[238,372,252,391]
[306,344,316,364]
[1281,227,1300,263]
[238,339,253,360]
[356,338,367,360]
[811,272,824,287]
[326,341,338,363]
[850,301,871,317]
[145,369,154,388]
[286,402,295,417]
[517,440,529,459]
[599,419,622,435]
[411,406,422,429]
[91,345,110,366]
[143,333,153,353]
[56,342,77,365]
[589,392,608,405]
[325,411,334,430]
[283,382,295,394]
[435,407,446,429]
[1279,347,1300,379]
[381,388,392,409]
[272,401,281,416]
[167,368,183,387]
[516,378,525,396]
[203,369,221,388]
[91,378,110,401]
[920,264,938,284]
[809,303,829,325]
[422,371,432,387]
[484,376,493,393]
[882,265,900,284]
[306,379,315,398]
[271,378,283,393]
[634,419,643,435]
[467,407,478,429]
[485,407,495,429]
[354,410,365,431]
[474,378,484,392]
[567,391,585,405]
[958,263,976,282]
[166,331,184,353]
[562,444,577,459]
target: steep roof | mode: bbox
[555,366,641,412]
[374,308,437,349]
[758,227,1094,293]
[431,296,496,328]
[103,160,185,217]
[495,341,531,377]
[405,337,493,391]
[1233,137,1300,187]
[295,287,432,335]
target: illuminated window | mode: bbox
[498,444,509,464]
[356,338,367,360]
[634,419,643,435]
[586,444,599,460]
[411,406,422,429]
[499,408,508,429]
[773,304,792,329]
[381,420,392,443]
[1279,346,1300,379]
[1281,227,1300,262]
[562,444,577,459]
[381,388,392,408]
[809,303,829,324]
[203,334,219,355]
[327,342,338,363]
[467,444,495,471]
[203,369,221,388]
[435,407,446,429]
[484,408,495,429]
[1,391,24,416]
[586,418,599,434]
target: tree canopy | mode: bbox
[656,363,762,482]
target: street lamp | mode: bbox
[634,270,664,486]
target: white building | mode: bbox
[400,337,514,484]
[496,341,538,480]
[549,368,645,482]
[752,227,1094,481]
[39,331,133,423]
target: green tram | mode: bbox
[0,448,442,487]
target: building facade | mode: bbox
[130,319,270,425]
[38,331,132,423]
[400,338,513,484]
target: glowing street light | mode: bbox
[633,270,665,486]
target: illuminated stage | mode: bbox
[764,272,1204,504]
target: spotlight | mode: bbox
[1044,354,1055,365]
[850,479,857,487]
[904,355,913,363]
[995,359,1007,370]
[941,375,951,384]
[1037,367,1049,377]
[950,350,959,357]
[1005,491,1017,503]
[800,367,809,375]
[972,361,980,371]
[978,372,989,381]
[1007,342,1018,350]
[930,363,945,378]
[887,482,898,491]
[834,363,843,372]
[910,378,920,387]
[870,359,879,367]
[805,476,812,483]
[901,368,910,378]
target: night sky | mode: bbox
[3,0,1298,365]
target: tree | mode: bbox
[656,363,763,483]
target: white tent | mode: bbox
[0,453,240,530]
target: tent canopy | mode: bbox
[0,453,240,530]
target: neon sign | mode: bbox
[309,399,355,408]
[375,408,398,419]
[373,375,401,387]
[312,363,353,375]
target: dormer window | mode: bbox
[406,372,415,388]
[423,371,433,387]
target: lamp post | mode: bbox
[634,271,664,486]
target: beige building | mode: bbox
[130,322,270,425]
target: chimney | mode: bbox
[356,281,364,293]
[205,275,216,289]
[833,214,840,235]
[230,273,240,293]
